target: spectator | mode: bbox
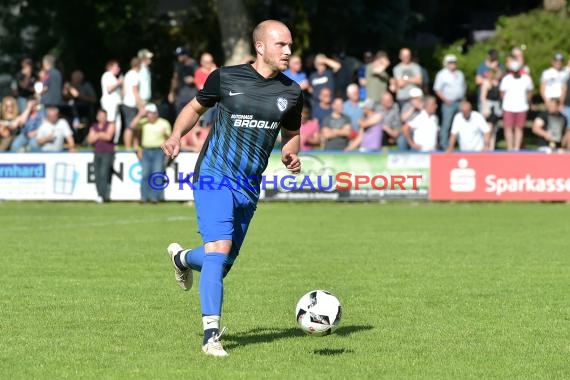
[121,57,143,150]
[312,87,333,126]
[447,100,491,152]
[62,69,97,134]
[100,60,123,145]
[475,49,502,110]
[393,47,422,108]
[39,55,62,106]
[532,98,568,151]
[0,96,21,150]
[180,118,210,153]
[364,51,392,103]
[479,66,503,150]
[332,52,360,99]
[563,60,570,123]
[299,104,320,152]
[86,109,115,203]
[308,53,340,105]
[343,83,363,132]
[283,55,309,91]
[169,47,197,115]
[377,92,403,149]
[137,49,154,103]
[357,51,373,100]
[433,54,466,150]
[194,52,218,91]
[9,98,44,152]
[402,91,439,152]
[345,98,383,152]
[509,47,530,75]
[130,103,171,203]
[500,58,534,150]
[540,53,567,104]
[321,97,352,150]
[14,58,36,112]
[31,104,75,152]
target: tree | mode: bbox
[214,0,253,65]
[543,0,567,11]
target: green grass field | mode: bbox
[1,201,569,379]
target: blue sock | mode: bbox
[200,253,227,318]
[183,245,206,271]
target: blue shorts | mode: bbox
[193,186,257,264]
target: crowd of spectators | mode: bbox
[2,45,570,155]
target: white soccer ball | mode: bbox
[295,290,342,336]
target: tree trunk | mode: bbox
[543,0,567,11]
[214,0,252,66]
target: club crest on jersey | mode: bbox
[276,97,288,112]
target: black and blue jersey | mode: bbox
[194,64,303,201]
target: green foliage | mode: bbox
[437,9,570,95]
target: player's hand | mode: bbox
[161,136,181,160]
[282,152,301,174]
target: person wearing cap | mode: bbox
[169,47,198,115]
[433,54,466,150]
[137,49,154,104]
[130,103,172,203]
[540,53,568,104]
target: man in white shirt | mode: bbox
[121,57,143,149]
[31,105,75,152]
[447,100,491,152]
[402,89,439,151]
[540,53,568,104]
[137,49,153,103]
[100,59,123,144]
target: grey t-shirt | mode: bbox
[41,68,63,105]
[393,63,421,101]
[379,103,401,130]
[322,114,351,150]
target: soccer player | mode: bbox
[161,20,303,357]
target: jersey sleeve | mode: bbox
[281,92,303,131]
[196,69,221,107]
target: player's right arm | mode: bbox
[162,69,221,159]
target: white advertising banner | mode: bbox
[0,152,199,201]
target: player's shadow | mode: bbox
[223,324,373,350]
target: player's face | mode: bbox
[263,27,293,72]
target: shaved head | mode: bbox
[253,20,289,44]
[251,19,293,76]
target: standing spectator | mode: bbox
[130,103,172,203]
[0,96,21,150]
[475,49,502,110]
[332,53,360,99]
[62,69,97,136]
[433,54,466,150]
[479,67,503,150]
[9,98,44,152]
[345,98,383,152]
[563,61,570,123]
[364,51,392,103]
[357,51,373,100]
[299,104,320,151]
[39,55,62,106]
[377,92,403,149]
[137,49,154,103]
[194,52,218,91]
[343,83,363,132]
[500,59,534,150]
[121,57,143,150]
[447,100,491,152]
[308,53,340,105]
[31,104,75,152]
[402,92,439,152]
[312,87,333,126]
[510,47,530,75]
[393,47,422,108]
[283,55,309,91]
[540,53,567,104]
[14,58,36,112]
[86,109,115,203]
[321,97,352,150]
[168,47,197,115]
[532,98,568,151]
[100,60,123,145]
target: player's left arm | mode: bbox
[280,93,303,174]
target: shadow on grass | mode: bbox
[313,348,354,356]
[224,324,373,350]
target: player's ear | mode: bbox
[255,41,264,56]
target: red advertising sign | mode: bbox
[430,153,570,201]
